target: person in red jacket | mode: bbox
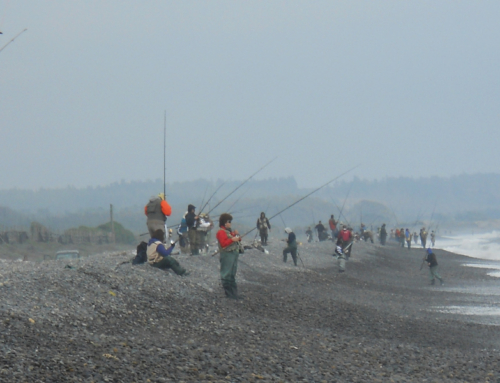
[144,193,172,237]
[216,213,242,299]
[339,226,353,258]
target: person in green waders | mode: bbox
[216,213,243,300]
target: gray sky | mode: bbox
[1,1,499,190]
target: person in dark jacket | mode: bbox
[144,193,172,237]
[379,223,387,245]
[283,227,298,266]
[185,204,199,255]
[315,221,327,241]
[147,229,188,276]
[425,248,444,285]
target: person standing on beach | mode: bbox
[216,213,243,299]
[329,215,338,239]
[420,227,428,248]
[315,221,327,241]
[399,227,406,248]
[186,204,199,255]
[430,230,436,247]
[379,224,387,245]
[335,238,346,272]
[283,227,298,266]
[339,226,353,258]
[256,212,271,246]
[413,231,419,245]
[405,228,412,249]
[145,193,172,237]
[305,227,313,243]
[425,248,444,285]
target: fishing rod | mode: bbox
[338,182,353,227]
[163,111,168,237]
[199,182,226,214]
[206,157,277,215]
[198,184,210,215]
[0,28,27,54]
[428,200,438,231]
[330,198,350,226]
[213,164,359,251]
[220,187,251,215]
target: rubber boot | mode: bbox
[232,285,244,300]
[224,285,237,299]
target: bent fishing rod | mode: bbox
[206,157,277,215]
[199,182,226,215]
[211,164,360,256]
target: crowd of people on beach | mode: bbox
[143,193,444,300]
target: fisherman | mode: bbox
[395,228,400,242]
[177,211,190,254]
[197,213,213,254]
[256,212,271,246]
[405,228,412,249]
[420,227,428,249]
[305,227,313,243]
[379,223,387,245]
[216,213,243,299]
[399,227,405,248]
[315,221,327,241]
[339,225,353,258]
[185,204,199,255]
[144,193,172,237]
[413,231,419,245]
[328,215,338,239]
[282,227,298,266]
[430,230,436,247]
[335,238,346,272]
[147,229,188,276]
[425,248,444,285]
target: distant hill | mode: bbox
[0,173,499,234]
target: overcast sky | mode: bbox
[1,1,499,190]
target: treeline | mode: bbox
[0,173,499,234]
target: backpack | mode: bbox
[132,241,148,265]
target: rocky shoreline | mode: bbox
[1,237,500,382]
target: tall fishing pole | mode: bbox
[225,187,251,214]
[199,182,226,214]
[330,198,350,226]
[0,28,27,54]
[338,182,353,226]
[198,183,210,214]
[163,111,168,237]
[210,165,360,257]
[240,165,360,240]
[206,157,277,215]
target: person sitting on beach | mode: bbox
[425,248,444,286]
[147,229,188,276]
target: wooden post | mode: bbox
[110,204,115,243]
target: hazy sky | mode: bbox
[1,1,499,190]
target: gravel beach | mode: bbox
[1,237,500,382]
